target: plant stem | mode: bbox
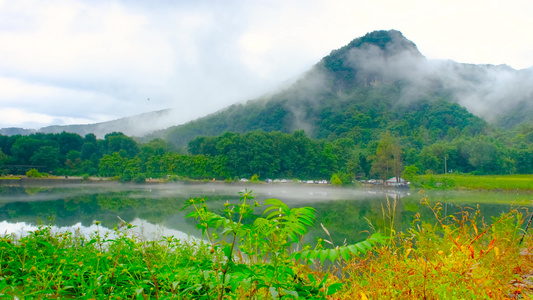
[218,210,244,300]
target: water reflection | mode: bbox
[0,217,202,244]
[1,182,532,244]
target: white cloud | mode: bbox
[0,108,53,128]
[0,0,532,130]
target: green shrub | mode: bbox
[251,173,259,182]
[119,174,131,182]
[133,173,146,183]
[331,173,342,186]
[25,168,43,178]
[331,172,352,186]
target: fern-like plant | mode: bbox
[182,190,385,299]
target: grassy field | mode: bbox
[416,174,533,191]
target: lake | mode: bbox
[1,182,532,245]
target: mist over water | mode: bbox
[2,183,531,245]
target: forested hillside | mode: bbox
[1,122,533,182]
[1,30,533,181]
[150,30,531,148]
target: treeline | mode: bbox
[0,131,351,181]
[1,125,533,182]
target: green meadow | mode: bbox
[416,174,533,191]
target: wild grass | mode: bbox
[339,192,533,299]
[417,174,533,191]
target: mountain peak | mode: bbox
[329,30,423,60]
[347,30,420,54]
[317,30,424,90]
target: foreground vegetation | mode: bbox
[2,192,533,299]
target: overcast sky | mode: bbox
[1,0,532,130]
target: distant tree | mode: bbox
[99,152,125,177]
[515,148,533,174]
[81,135,99,161]
[331,173,342,186]
[0,148,8,166]
[64,150,83,174]
[371,132,403,181]
[10,137,47,165]
[53,132,83,156]
[142,138,168,156]
[0,148,8,175]
[188,136,217,156]
[465,137,507,174]
[401,165,419,182]
[103,132,139,158]
[30,146,60,171]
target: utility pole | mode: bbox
[444,156,447,174]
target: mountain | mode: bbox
[0,109,177,138]
[3,30,531,143]
[152,30,527,147]
[37,109,175,138]
[0,127,36,136]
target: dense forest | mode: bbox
[1,119,532,183]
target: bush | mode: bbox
[251,173,259,182]
[119,172,132,182]
[133,173,146,183]
[331,174,342,186]
[331,172,352,186]
[26,168,43,178]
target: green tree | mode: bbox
[53,132,83,157]
[465,137,507,174]
[30,146,60,172]
[330,173,342,186]
[370,132,403,181]
[0,148,8,175]
[0,148,8,166]
[401,165,419,183]
[10,137,47,165]
[64,150,83,174]
[103,132,139,158]
[99,152,126,177]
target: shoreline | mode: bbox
[2,175,533,192]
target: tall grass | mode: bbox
[339,193,533,299]
[417,174,533,191]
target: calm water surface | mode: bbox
[1,182,532,244]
